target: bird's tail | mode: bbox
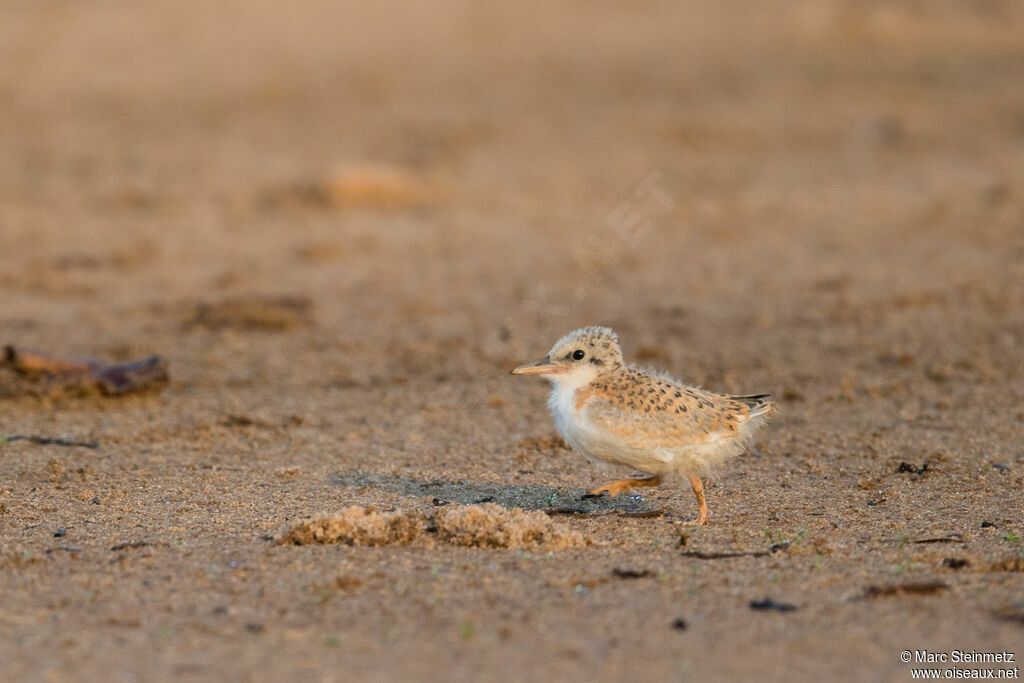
[732,394,778,418]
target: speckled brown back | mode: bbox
[579,366,772,450]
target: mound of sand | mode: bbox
[278,506,428,546]
[277,504,586,550]
[434,503,586,550]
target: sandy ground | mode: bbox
[2,1,1023,681]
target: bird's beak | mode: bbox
[509,356,563,376]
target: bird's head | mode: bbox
[509,326,623,387]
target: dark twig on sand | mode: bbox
[542,507,665,518]
[616,509,665,519]
[110,541,151,551]
[865,582,948,598]
[682,550,770,559]
[543,507,590,516]
[750,598,797,612]
[910,534,963,544]
[611,568,653,579]
[681,544,789,559]
[2,435,99,448]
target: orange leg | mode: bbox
[686,475,709,526]
[586,475,663,498]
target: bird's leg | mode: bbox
[686,475,710,526]
[586,475,662,498]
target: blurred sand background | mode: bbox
[1,1,1023,680]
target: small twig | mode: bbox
[611,568,653,579]
[750,598,797,612]
[616,509,664,519]
[110,541,151,551]
[541,507,664,518]
[681,549,771,559]
[2,435,99,448]
[911,535,963,544]
[543,507,591,516]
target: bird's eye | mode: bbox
[572,349,585,361]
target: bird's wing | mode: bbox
[579,370,752,451]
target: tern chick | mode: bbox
[511,326,777,525]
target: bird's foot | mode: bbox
[681,505,710,526]
[584,475,662,498]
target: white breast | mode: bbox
[547,379,587,453]
[546,377,635,467]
